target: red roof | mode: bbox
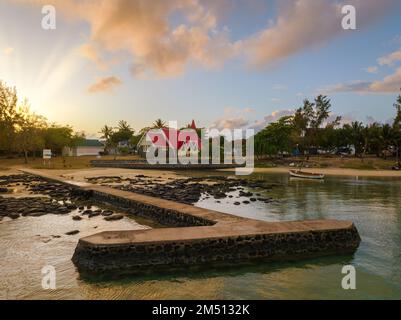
[190,120,197,129]
[147,128,201,150]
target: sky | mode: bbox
[1,0,401,137]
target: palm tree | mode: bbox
[99,125,114,154]
[152,118,166,129]
[118,120,132,132]
[99,125,114,141]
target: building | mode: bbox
[63,139,104,157]
[137,120,201,157]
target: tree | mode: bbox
[14,101,47,163]
[116,120,134,141]
[99,125,114,153]
[0,81,19,153]
[152,118,166,129]
[255,116,294,158]
[43,125,81,155]
[393,94,401,166]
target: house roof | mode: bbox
[189,119,197,129]
[77,139,104,147]
[147,128,201,150]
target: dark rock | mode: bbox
[65,230,80,235]
[27,211,47,217]
[104,214,124,221]
[72,215,82,221]
[8,213,20,219]
[88,212,100,218]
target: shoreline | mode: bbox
[246,167,401,178]
[1,165,401,179]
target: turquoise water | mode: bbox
[1,173,401,299]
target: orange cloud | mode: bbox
[245,0,396,68]
[87,76,122,93]
[323,67,401,93]
[78,43,107,70]
[378,47,401,66]
[10,0,396,76]
[11,0,239,77]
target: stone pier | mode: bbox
[21,169,361,275]
[90,160,245,170]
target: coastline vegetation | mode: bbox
[254,94,401,168]
[2,79,401,171]
[0,81,84,163]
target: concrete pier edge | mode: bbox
[20,169,361,274]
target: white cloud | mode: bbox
[211,117,249,130]
[324,67,401,94]
[210,106,256,130]
[250,109,295,132]
[378,47,401,66]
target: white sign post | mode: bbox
[43,149,52,167]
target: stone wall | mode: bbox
[92,190,215,227]
[72,224,361,274]
[90,160,244,170]
[22,169,361,276]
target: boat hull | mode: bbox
[289,170,325,179]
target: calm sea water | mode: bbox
[1,172,401,299]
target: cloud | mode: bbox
[245,0,396,68]
[243,107,255,113]
[79,43,107,70]
[365,66,378,74]
[87,76,122,93]
[10,0,396,76]
[3,47,14,55]
[250,109,295,132]
[378,47,401,66]
[210,107,256,130]
[324,67,401,93]
[11,0,241,77]
[211,117,249,130]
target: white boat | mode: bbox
[289,170,325,180]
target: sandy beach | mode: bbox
[244,167,401,178]
[1,165,400,179]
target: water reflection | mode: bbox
[1,172,401,299]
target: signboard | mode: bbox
[43,149,52,159]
